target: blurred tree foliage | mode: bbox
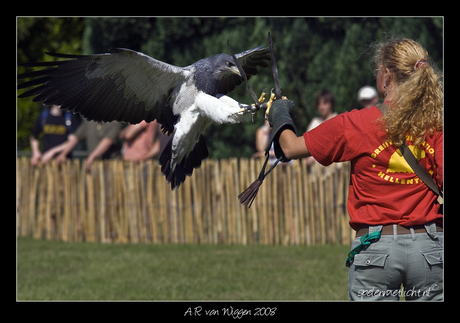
[17,17,443,158]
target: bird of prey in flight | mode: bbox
[18,45,270,189]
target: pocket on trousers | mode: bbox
[354,253,389,267]
[421,249,443,266]
[421,248,443,288]
[351,253,389,291]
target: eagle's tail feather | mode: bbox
[159,135,209,190]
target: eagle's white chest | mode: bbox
[171,90,248,165]
[171,74,198,115]
[171,101,212,163]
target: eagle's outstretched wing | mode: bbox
[18,48,187,133]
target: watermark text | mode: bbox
[357,284,439,300]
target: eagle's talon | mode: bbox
[237,87,274,117]
[258,88,267,103]
[265,88,276,115]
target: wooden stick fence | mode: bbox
[16,156,354,245]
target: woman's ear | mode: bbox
[384,68,392,85]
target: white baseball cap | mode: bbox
[357,86,378,101]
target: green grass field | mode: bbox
[17,237,350,301]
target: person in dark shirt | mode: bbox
[30,104,81,165]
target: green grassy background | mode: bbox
[17,237,350,301]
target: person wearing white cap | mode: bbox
[357,86,379,109]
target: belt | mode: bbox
[355,224,443,238]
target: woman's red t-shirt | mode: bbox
[303,106,443,230]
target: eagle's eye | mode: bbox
[226,61,235,68]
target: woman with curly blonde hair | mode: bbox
[267,37,443,300]
[374,38,443,148]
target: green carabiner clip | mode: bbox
[345,230,381,267]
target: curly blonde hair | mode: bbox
[373,38,443,147]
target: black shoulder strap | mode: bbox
[399,143,443,198]
[376,103,443,199]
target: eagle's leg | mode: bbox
[250,88,268,122]
[238,103,257,114]
[264,89,288,116]
[238,88,267,114]
[265,88,277,116]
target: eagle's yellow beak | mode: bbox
[227,65,241,77]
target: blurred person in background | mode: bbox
[29,104,81,166]
[42,119,122,172]
[305,90,337,166]
[357,86,379,110]
[120,120,161,162]
[252,119,276,162]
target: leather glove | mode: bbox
[266,99,297,162]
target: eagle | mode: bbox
[18,45,270,189]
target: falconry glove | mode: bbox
[267,98,297,162]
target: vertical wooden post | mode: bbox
[214,159,223,244]
[328,166,334,244]
[126,161,139,243]
[231,158,243,245]
[318,164,326,245]
[55,160,64,240]
[135,162,146,243]
[29,163,40,239]
[238,158,248,245]
[77,159,86,242]
[225,159,231,243]
[158,168,167,243]
[183,171,194,243]
[61,160,71,241]
[44,161,55,240]
[112,160,123,242]
[86,161,96,242]
[146,162,156,243]
[17,157,25,236]
[302,161,311,245]
[249,158,258,244]
[293,160,303,245]
[97,161,106,242]
[259,158,268,245]
[297,160,306,245]
[69,159,79,241]
[191,163,204,244]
